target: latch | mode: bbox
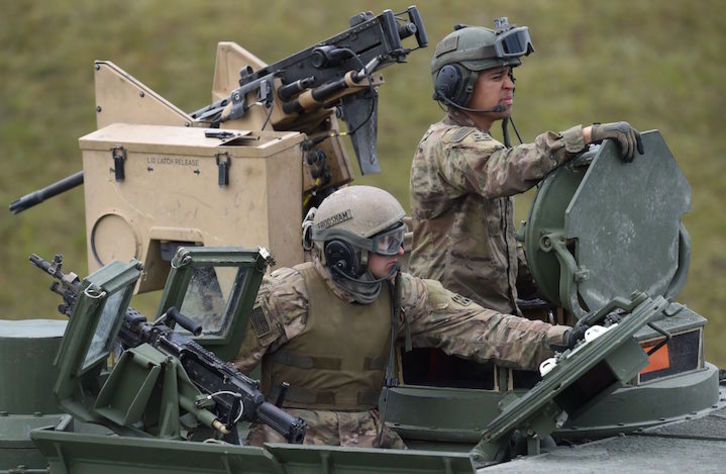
[215,152,231,187]
[111,146,127,182]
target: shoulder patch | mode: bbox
[471,131,493,142]
[249,307,271,337]
[448,127,476,144]
[452,294,472,306]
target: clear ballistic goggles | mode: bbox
[494,26,534,58]
[315,221,407,256]
[369,222,407,256]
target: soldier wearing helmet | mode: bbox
[234,185,574,448]
[409,19,645,315]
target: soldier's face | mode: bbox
[368,246,404,279]
[467,66,515,114]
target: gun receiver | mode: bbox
[30,253,307,444]
[191,6,427,175]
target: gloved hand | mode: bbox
[549,323,587,352]
[590,121,644,162]
[563,323,587,348]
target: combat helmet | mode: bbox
[432,17,534,107]
[304,185,406,279]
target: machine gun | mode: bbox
[9,7,427,215]
[190,6,427,174]
[30,253,307,445]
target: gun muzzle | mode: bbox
[256,401,307,444]
[10,171,84,214]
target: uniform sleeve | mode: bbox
[232,267,309,374]
[396,272,569,370]
[438,124,585,199]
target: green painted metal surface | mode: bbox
[31,428,475,474]
[0,320,67,414]
[156,246,268,361]
[523,131,691,317]
[565,132,690,313]
[471,294,666,466]
[52,260,141,418]
[0,320,68,471]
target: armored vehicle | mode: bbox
[3,6,724,474]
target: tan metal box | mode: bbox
[79,123,304,292]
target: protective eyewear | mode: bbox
[370,222,407,255]
[494,26,534,58]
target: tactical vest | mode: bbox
[261,262,392,411]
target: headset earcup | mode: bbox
[434,64,476,107]
[434,64,461,103]
[324,240,358,277]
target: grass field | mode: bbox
[1,0,724,365]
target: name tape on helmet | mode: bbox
[315,209,353,230]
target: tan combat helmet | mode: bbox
[305,185,406,278]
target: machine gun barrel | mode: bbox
[10,170,83,214]
[30,253,307,444]
[171,335,307,444]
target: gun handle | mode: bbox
[167,307,203,336]
[407,6,428,47]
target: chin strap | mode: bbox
[330,264,398,304]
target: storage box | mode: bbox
[79,123,304,292]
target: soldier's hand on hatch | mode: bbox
[590,121,644,162]
[563,323,587,349]
[549,323,587,353]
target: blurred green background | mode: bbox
[1,0,724,365]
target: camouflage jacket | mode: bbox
[234,259,568,447]
[409,114,586,314]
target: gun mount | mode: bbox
[9,7,427,293]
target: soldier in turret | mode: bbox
[234,185,575,448]
[409,20,644,315]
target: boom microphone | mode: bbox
[436,93,507,113]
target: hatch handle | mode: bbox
[645,322,672,356]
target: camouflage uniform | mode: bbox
[409,113,586,314]
[234,258,568,448]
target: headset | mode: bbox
[433,63,477,108]
[433,63,507,113]
[324,239,361,278]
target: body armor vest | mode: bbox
[261,262,392,410]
